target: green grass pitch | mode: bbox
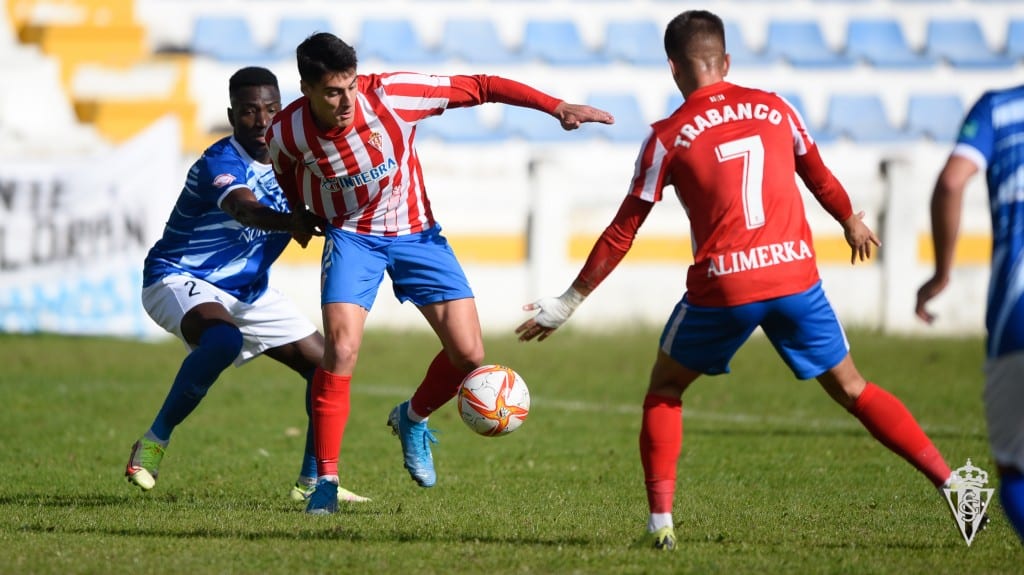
[0,329,1019,574]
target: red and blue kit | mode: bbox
[580,81,854,307]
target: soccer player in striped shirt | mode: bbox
[916,84,1024,544]
[267,32,614,514]
[517,11,959,550]
[125,66,368,505]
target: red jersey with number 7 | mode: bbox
[628,81,853,307]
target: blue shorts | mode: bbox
[320,224,474,309]
[659,281,849,380]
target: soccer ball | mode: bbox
[457,364,530,436]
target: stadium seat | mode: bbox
[845,18,935,68]
[583,92,649,142]
[775,91,808,119]
[765,20,853,68]
[905,94,964,141]
[773,91,835,143]
[1007,19,1024,60]
[521,19,605,66]
[439,18,523,64]
[500,105,582,141]
[417,106,506,143]
[724,22,775,67]
[356,19,443,64]
[268,17,333,61]
[824,94,909,142]
[603,20,665,67]
[926,19,1016,68]
[191,16,263,61]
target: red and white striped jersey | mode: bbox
[267,72,560,236]
[627,81,853,306]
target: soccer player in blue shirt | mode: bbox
[916,84,1024,544]
[125,66,368,505]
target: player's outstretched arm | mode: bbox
[553,102,615,131]
[517,196,650,342]
[841,211,881,264]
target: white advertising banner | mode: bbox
[0,118,181,338]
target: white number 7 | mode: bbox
[715,135,765,229]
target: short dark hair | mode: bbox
[228,66,279,98]
[296,32,358,84]
[664,10,726,62]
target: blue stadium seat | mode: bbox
[846,18,935,68]
[906,94,964,141]
[267,17,333,61]
[521,19,605,66]
[582,92,649,142]
[773,91,835,143]
[603,20,665,66]
[191,16,263,61]
[440,18,523,64]
[500,105,582,141]
[356,19,443,64]
[926,19,1016,68]
[1007,19,1024,60]
[417,106,506,143]
[765,20,853,68]
[774,91,807,118]
[724,22,775,67]
[824,94,909,142]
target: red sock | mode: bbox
[850,382,951,487]
[312,368,351,478]
[410,351,469,418]
[639,393,683,514]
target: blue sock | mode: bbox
[1000,471,1024,544]
[150,323,243,441]
[299,370,318,480]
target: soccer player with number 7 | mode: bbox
[517,10,962,550]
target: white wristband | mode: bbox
[532,287,587,329]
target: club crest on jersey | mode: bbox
[367,130,384,152]
[212,174,237,188]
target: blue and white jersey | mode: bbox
[143,136,292,304]
[953,85,1024,358]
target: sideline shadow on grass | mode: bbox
[12,522,593,547]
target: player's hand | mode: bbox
[915,275,949,324]
[290,210,327,248]
[841,211,881,264]
[553,102,615,131]
[516,288,586,342]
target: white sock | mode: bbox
[318,475,339,485]
[648,513,674,532]
[406,403,428,423]
[297,476,316,487]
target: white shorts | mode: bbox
[142,275,317,367]
[984,351,1024,471]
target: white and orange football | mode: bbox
[457,364,530,436]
